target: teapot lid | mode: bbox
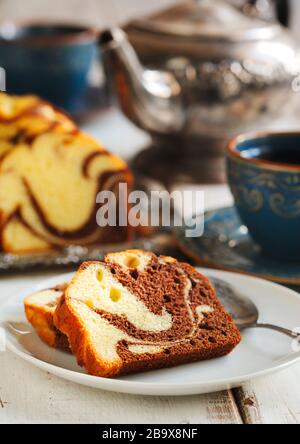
[128,0,280,42]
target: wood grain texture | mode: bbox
[0,353,241,424]
[233,366,300,424]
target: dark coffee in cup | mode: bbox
[227,132,300,262]
[240,146,300,166]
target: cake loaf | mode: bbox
[54,250,241,378]
[25,284,69,351]
[0,93,132,254]
[0,93,76,160]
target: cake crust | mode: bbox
[24,284,70,351]
[54,251,241,378]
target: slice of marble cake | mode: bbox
[54,250,241,378]
[25,284,69,351]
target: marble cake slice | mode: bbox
[0,92,132,254]
[54,250,241,378]
[24,284,70,351]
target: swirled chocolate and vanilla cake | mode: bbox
[25,284,69,351]
[0,93,132,254]
[54,250,241,378]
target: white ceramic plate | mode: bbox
[1,269,300,396]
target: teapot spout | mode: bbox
[100,29,184,135]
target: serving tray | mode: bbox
[0,238,158,273]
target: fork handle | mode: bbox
[255,323,299,340]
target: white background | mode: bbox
[0,0,299,39]
[0,0,180,27]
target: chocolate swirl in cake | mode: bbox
[20,168,130,242]
[0,93,132,253]
[54,251,241,377]
[83,255,221,350]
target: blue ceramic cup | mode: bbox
[0,23,98,111]
[227,132,300,262]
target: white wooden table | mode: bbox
[0,109,300,424]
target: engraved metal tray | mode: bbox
[0,239,158,273]
[0,234,175,273]
[0,179,174,273]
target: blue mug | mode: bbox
[227,132,300,262]
[0,23,98,111]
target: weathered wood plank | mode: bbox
[233,365,300,424]
[0,352,241,424]
[205,390,242,424]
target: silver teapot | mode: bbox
[100,0,299,151]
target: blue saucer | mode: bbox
[175,206,300,286]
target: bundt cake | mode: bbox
[24,284,69,351]
[0,93,132,254]
[54,250,241,378]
